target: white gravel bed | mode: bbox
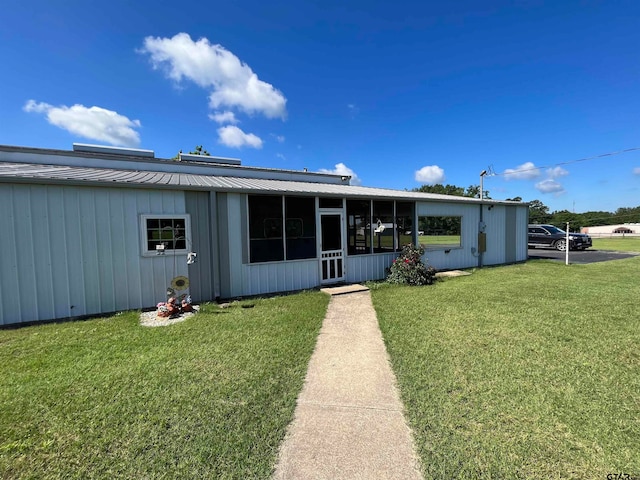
[139,305,199,327]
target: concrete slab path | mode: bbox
[273,289,423,480]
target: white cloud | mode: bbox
[634,167,640,175]
[546,166,569,178]
[276,153,286,160]
[23,99,49,113]
[415,165,445,185]
[504,162,540,180]
[272,134,285,143]
[217,125,263,149]
[140,33,287,119]
[318,163,362,185]
[535,179,565,194]
[209,111,238,124]
[24,100,141,147]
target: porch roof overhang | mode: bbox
[0,161,524,206]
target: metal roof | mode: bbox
[0,161,523,205]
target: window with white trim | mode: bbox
[140,214,191,256]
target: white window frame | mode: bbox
[140,214,191,257]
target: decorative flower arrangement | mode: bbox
[155,275,194,318]
[156,294,193,317]
[181,295,193,312]
[157,302,170,317]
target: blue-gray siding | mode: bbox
[185,191,215,303]
[0,184,189,325]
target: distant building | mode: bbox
[581,224,640,235]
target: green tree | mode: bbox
[580,211,614,227]
[528,199,551,224]
[413,184,465,196]
[550,210,582,231]
[189,145,210,156]
[614,206,640,223]
[172,145,211,161]
[414,183,489,199]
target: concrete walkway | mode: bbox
[273,289,423,480]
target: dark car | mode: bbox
[528,224,592,251]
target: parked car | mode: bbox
[528,224,592,251]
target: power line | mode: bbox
[488,147,640,177]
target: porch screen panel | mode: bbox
[347,200,371,255]
[285,196,316,260]
[395,202,414,251]
[373,201,394,253]
[249,195,284,263]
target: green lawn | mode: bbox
[371,258,640,479]
[592,236,640,252]
[0,293,328,479]
[418,235,462,248]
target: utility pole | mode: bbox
[480,170,487,200]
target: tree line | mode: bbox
[520,200,640,231]
[414,184,640,231]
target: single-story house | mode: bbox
[0,143,528,325]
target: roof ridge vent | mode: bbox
[73,143,155,158]
[178,153,241,165]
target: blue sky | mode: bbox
[2,0,639,213]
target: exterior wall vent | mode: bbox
[178,153,241,165]
[73,143,155,158]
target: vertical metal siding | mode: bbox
[241,260,319,296]
[13,186,39,321]
[516,206,529,261]
[416,202,480,270]
[185,191,214,303]
[346,253,396,283]
[209,193,221,299]
[47,188,72,318]
[216,194,231,298]
[483,205,506,266]
[218,193,244,298]
[1,186,23,322]
[504,206,518,264]
[0,184,188,325]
